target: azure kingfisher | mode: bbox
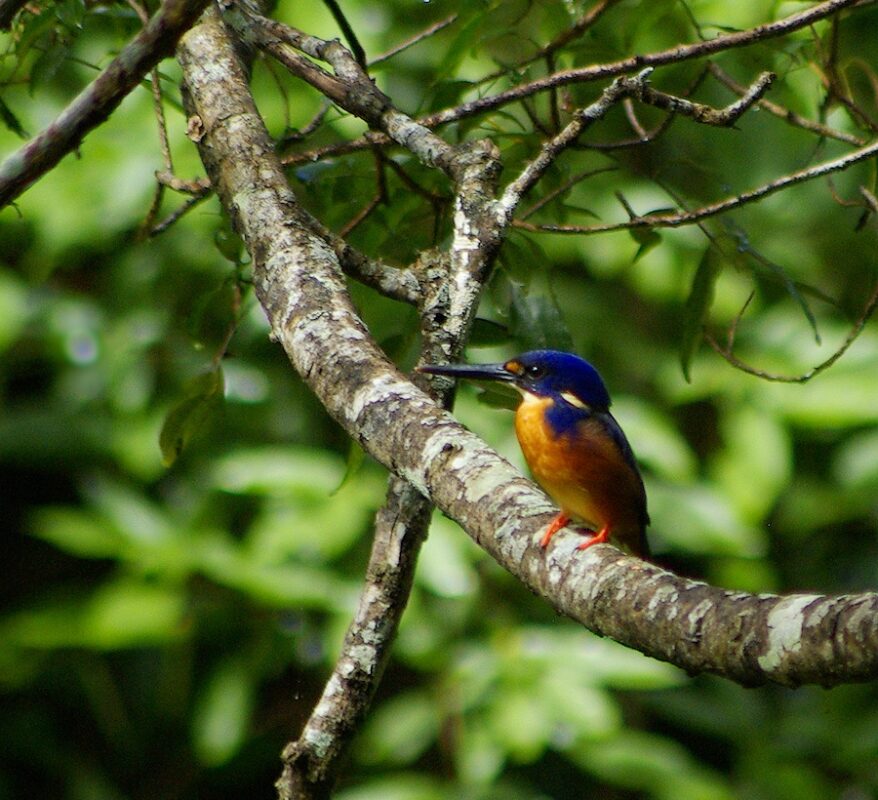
[420,350,649,558]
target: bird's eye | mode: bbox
[525,364,544,379]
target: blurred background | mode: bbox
[2,0,878,797]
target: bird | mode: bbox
[419,349,649,557]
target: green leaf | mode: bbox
[416,514,478,598]
[30,40,72,95]
[0,578,185,650]
[355,691,440,766]
[469,317,510,347]
[454,719,505,785]
[498,234,546,284]
[711,405,791,523]
[0,96,27,139]
[629,227,662,263]
[82,578,185,648]
[647,481,766,557]
[509,284,574,352]
[437,11,486,79]
[15,6,57,61]
[159,368,224,466]
[213,223,244,264]
[833,429,878,488]
[0,268,29,349]
[475,384,520,411]
[188,279,239,351]
[488,690,552,762]
[55,0,85,30]
[575,730,735,800]
[211,446,345,496]
[333,439,366,494]
[191,658,255,766]
[560,202,600,220]
[611,398,698,482]
[422,79,474,113]
[680,247,722,382]
[31,507,125,559]
[335,776,446,800]
[723,221,821,343]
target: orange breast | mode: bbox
[514,395,645,543]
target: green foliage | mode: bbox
[680,247,722,382]
[3,0,878,799]
[160,367,224,465]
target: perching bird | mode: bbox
[419,350,649,557]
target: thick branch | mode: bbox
[279,477,432,800]
[222,2,459,177]
[0,0,212,209]
[177,7,878,691]
[178,11,508,800]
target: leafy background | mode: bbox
[3,0,878,798]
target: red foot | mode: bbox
[539,513,570,548]
[576,524,611,551]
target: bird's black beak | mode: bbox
[418,361,518,384]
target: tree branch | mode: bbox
[421,0,861,129]
[705,277,878,382]
[222,1,459,177]
[515,137,878,234]
[284,0,860,165]
[708,62,867,146]
[177,5,878,696]
[179,11,508,799]
[0,0,212,209]
[277,0,863,166]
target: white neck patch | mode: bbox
[560,390,589,410]
[517,388,543,403]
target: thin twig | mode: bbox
[625,70,776,126]
[369,13,458,66]
[623,97,648,138]
[479,0,623,85]
[226,5,459,176]
[501,69,772,214]
[155,171,211,194]
[125,0,177,238]
[278,101,331,148]
[321,0,366,68]
[421,0,860,130]
[514,138,878,235]
[860,184,878,213]
[519,166,618,220]
[588,65,706,149]
[148,190,211,236]
[585,112,676,150]
[499,71,652,213]
[338,148,386,237]
[708,62,865,146]
[813,12,878,133]
[705,279,878,382]
[281,0,860,168]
